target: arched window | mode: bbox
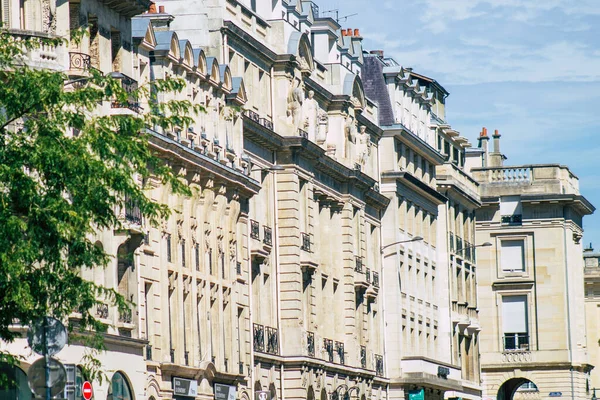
[0,363,31,400]
[107,372,133,400]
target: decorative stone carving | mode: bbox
[302,90,318,142]
[42,0,56,34]
[317,109,328,145]
[287,80,304,132]
[356,126,370,167]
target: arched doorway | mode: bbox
[107,371,134,400]
[0,363,31,400]
[497,378,539,400]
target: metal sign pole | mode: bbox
[43,317,51,400]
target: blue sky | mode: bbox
[318,0,600,248]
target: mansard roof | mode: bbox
[226,77,247,105]
[154,31,180,60]
[178,40,194,68]
[219,65,232,91]
[205,57,220,84]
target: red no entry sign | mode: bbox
[82,381,93,400]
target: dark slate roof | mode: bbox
[361,54,394,126]
[132,18,150,40]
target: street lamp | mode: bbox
[380,236,423,253]
[250,165,285,173]
[454,241,492,254]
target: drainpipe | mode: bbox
[562,206,575,399]
[247,200,255,388]
[273,158,285,400]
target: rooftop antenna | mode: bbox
[321,9,357,23]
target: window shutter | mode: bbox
[501,239,525,271]
[502,295,528,333]
[1,0,9,26]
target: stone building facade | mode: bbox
[467,130,595,400]
[10,1,598,400]
[584,246,600,392]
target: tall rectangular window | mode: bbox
[502,295,529,350]
[501,240,525,272]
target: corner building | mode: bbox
[467,130,594,400]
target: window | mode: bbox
[502,295,529,350]
[501,239,525,272]
[107,372,133,400]
[500,196,522,224]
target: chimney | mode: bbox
[347,28,353,36]
[159,5,165,13]
[370,50,384,58]
[478,127,489,167]
[354,29,360,37]
[148,2,157,13]
[341,29,347,36]
[493,129,501,153]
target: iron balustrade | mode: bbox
[366,268,371,284]
[360,346,367,369]
[465,242,472,262]
[96,303,109,319]
[375,354,384,376]
[266,326,279,355]
[501,214,523,225]
[239,361,244,375]
[69,51,91,70]
[166,234,172,263]
[250,220,260,240]
[253,324,265,352]
[245,109,260,123]
[373,272,379,288]
[146,345,152,361]
[504,333,529,351]
[456,236,463,257]
[119,308,132,324]
[301,232,311,252]
[124,195,142,225]
[298,128,308,138]
[263,226,273,246]
[170,348,175,363]
[335,342,345,365]
[324,339,334,362]
[259,117,273,131]
[110,73,140,112]
[355,256,363,273]
[449,232,455,252]
[236,262,242,275]
[307,331,315,357]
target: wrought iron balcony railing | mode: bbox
[449,232,455,252]
[298,128,308,138]
[124,195,142,225]
[501,214,523,225]
[253,323,264,353]
[263,226,273,246]
[324,338,334,362]
[266,326,279,355]
[456,236,463,257]
[239,361,244,375]
[110,72,140,112]
[375,354,384,376]
[373,271,379,288]
[245,109,260,123]
[259,117,273,131]
[366,268,371,284]
[118,308,132,324]
[307,331,315,357]
[96,303,109,319]
[355,256,363,273]
[170,348,175,363]
[360,345,367,369]
[146,344,152,361]
[335,341,345,365]
[236,262,242,276]
[250,220,260,240]
[69,51,91,71]
[301,232,311,252]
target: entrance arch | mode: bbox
[497,378,539,400]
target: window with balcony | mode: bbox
[502,295,529,350]
[501,239,525,272]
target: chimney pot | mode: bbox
[370,50,384,58]
[159,5,165,13]
[493,129,500,137]
[482,127,487,137]
[148,2,157,13]
[347,28,353,36]
[341,30,347,36]
[354,29,360,37]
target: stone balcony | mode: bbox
[436,161,480,207]
[10,29,65,72]
[471,164,581,198]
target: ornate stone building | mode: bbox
[468,131,595,400]
[362,51,482,400]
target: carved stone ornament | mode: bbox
[42,0,57,34]
[177,219,184,239]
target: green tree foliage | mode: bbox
[0,29,199,377]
